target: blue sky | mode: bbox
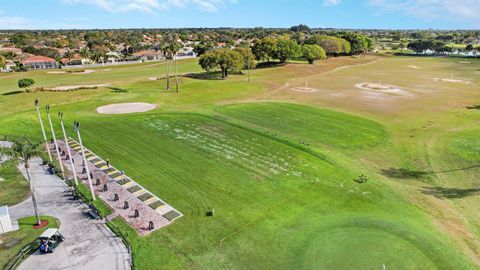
[1,0,479,30]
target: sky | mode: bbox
[0,0,479,30]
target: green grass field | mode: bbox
[0,163,30,206]
[1,56,480,269]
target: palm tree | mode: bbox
[0,137,44,225]
[161,35,182,91]
[0,55,6,69]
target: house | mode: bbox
[0,47,22,55]
[133,50,163,61]
[21,56,58,70]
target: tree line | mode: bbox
[198,33,372,77]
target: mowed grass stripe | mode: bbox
[216,102,387,151]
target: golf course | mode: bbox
[1,55,479,269]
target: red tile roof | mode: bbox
[22,56,56,65]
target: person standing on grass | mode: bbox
[106,159,110,168]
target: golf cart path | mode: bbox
[10,158,130,270]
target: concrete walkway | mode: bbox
[10,158,131,270]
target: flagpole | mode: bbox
[59,112,78,186]
[74,121,96,200]
[46,105,65,179]
[34,99,52,162]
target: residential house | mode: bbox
[133,50,164,61]
[22,56,58,70]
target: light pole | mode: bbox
[74,121,96,200]
[34,99,52,162]
[59,112,78,186]
[247,48,251,83]
[46,105,65,179]
[175,53,179,93]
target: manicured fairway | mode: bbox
[1,56,480,269]
[216,102,387,150]
[52,112,473,269]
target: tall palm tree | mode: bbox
[0,55,6,69]
[0,137,44,225]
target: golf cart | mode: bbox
[39,228,65,253]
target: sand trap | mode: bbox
[406,65,421,69]
[434,78,470,84]
[290,87,319,93]
[97,102,156,114]
[355,82,411,96]
[459,61,471,64]
[48,83,111,91]
[47,71,67,74]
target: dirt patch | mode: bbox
[459,61,471,64]
[47,69,95,74]
[434,78,471,84]
[407,65,421,69]
[97,102,156,114]
[101,68,111,71]
[355,82,412,97]
[148,77,159,81]
[290,87,319,93]
[47,83,111,91]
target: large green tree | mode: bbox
[274,38,301,63]
[198,48,244,78]
[252,36,277,62]
[301,44,326,64]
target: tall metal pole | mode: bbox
[175,54,179,93]
[46,105,65,179]
[247,48,251,83]
[74,121,96,200]
[34,99,52,162]
[59,112,78,186]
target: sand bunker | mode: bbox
[406,65,421,69]
[434,78,470,84]
[355,82,411,96]
[97,102,156,114]
[47,71,67,74]
[290,87,319,93]
[459,61,471,64]
[48,83,111,91]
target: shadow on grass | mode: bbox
[2,90,24,96]
[381,165,480,180]
[466,105,480,110]
[421,186,480,199]
[256,61,286,69]
[185,72,224,80]
[380,168,429,179]
[108,87,128,93]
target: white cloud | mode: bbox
[323,0,341,6]
[63,0,236,13]
[368,0,480,26]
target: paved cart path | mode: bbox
[10,158,130,270]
